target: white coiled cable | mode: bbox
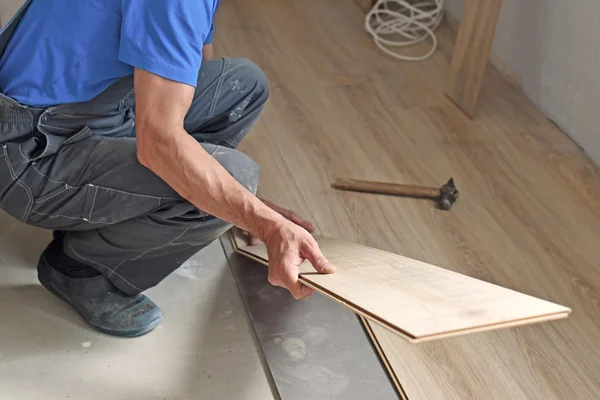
[365,0,444,61]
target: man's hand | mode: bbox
[262,220,335,299]
[245,199,314,245]
[248,200,333,299]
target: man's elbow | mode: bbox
[135,122,177,175]
[202,44,214,60]
[137,147,150,169]
[135,123,156,170]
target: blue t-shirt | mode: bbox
[0,0,220,107]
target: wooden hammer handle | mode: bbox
[332,178,440,198]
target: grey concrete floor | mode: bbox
[0,211,275,400]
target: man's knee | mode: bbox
[226,58,269,104]
[211,145,260,194]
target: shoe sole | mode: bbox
[38,256,163,338]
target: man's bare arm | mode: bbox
[134,69,335,298]
[202,44,214,60]
[135,68,279,239]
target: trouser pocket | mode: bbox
[81,184,163,225]
[25,181,165,230]
[0,144,33,222]
[26,182,89,230]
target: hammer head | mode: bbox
[439,178,459,210]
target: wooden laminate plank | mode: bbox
[444,0,503,118]
[360,316,408,400]
[230,231,570,343]
[216,0,600,398]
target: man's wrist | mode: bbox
[246,201,285,243]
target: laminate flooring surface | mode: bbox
[215,0,600,398]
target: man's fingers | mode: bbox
[247,235,262,245]
[290,213,315,233]
[299,284,314,299]
[303,241,336,274]
[283,208,314,232]
[274,270,302,299]
[290,281,306,299]
[271,263,315,300]
[262,199,315,233]
[238,228,262,245]
[287,279,314,299]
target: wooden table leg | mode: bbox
[444,0,503,118]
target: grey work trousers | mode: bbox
[0,4,267,294]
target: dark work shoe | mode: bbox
[37,254,163,337]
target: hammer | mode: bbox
[332,177,459,210]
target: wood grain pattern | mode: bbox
[230,231,570,342]
[444,0,503,117]
[216,0,600,398]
